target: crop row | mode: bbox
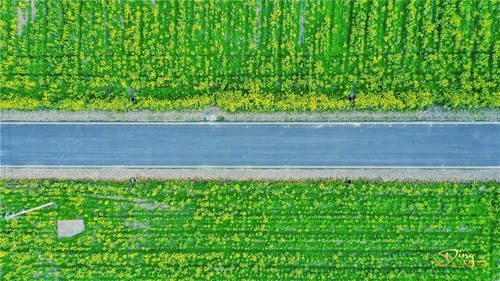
[0,0,498,111]
[0,180,497,280]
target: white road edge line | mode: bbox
[2,165,499,169]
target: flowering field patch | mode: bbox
[0,0,498,112]
[0,179,497,279]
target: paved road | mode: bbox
[1,122,499,169]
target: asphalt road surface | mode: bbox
[1,122,499,169]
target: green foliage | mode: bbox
[1,179,497,280]
[0,0,498,111]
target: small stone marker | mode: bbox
[58,220,85,238]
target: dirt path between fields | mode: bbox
[2,168,498,182]
[2,107,499,121]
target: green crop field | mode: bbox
[0,179,497,280]
[0,0,498,112]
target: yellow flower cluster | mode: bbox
[0,0,497,112]
[0,180,496,279]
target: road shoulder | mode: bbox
[2,107,499,122]
[2,168,498,182]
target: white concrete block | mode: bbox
[58,220,85,238]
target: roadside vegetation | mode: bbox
[1,0,498,112]
[1,179,497,280]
